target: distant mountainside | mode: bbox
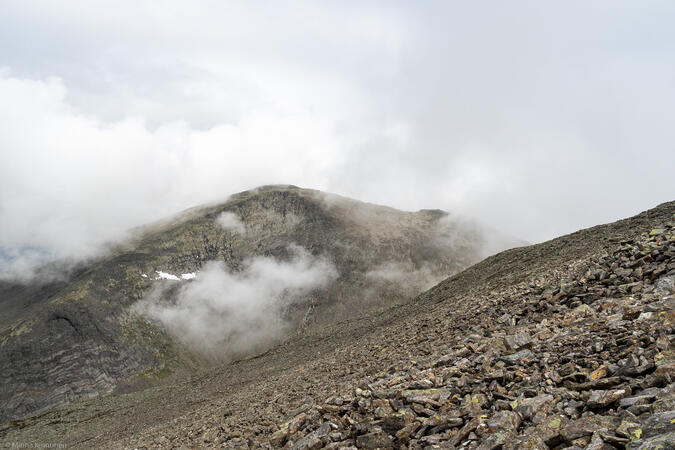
[0,185,522,423]
[0,246,54,273]
[1,197,672,449]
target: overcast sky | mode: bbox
[1,1,674,271]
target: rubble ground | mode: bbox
[261,216,675,449]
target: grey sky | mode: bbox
[1,1,674,271]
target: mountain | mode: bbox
[1,199,672,449]
[0,185,522,424]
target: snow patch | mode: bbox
[155,270,180,281]
[146,270,198,281]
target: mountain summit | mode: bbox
[0,185,521,423]
[0,197,673,448]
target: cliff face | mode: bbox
[0,185,517,423]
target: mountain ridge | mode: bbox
[0,185,520,424]
[0,199,672,448]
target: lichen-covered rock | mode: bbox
[629,431,675,449]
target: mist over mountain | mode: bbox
[1,2,674,272]
[0,246,53,274]
[0,185,522,423]
[2,2,674,447]
[2,195,672,449]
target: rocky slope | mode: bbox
[0,200,672,448]
[0,185,515,424]
[260,212,675,449]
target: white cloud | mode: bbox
[133,246,337,360]
[1,1,675,272]
[0,70,344,270]
[216,211,246,234]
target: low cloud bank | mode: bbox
[366,261,438,290]
[133,246,337,361]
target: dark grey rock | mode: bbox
[355,430,394,449]
[499,349,534,366]
[514,395,555,421]
[503,332,533,352]
[487,410,521,432]
[587,388,629,409]
[641,411,675,439]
